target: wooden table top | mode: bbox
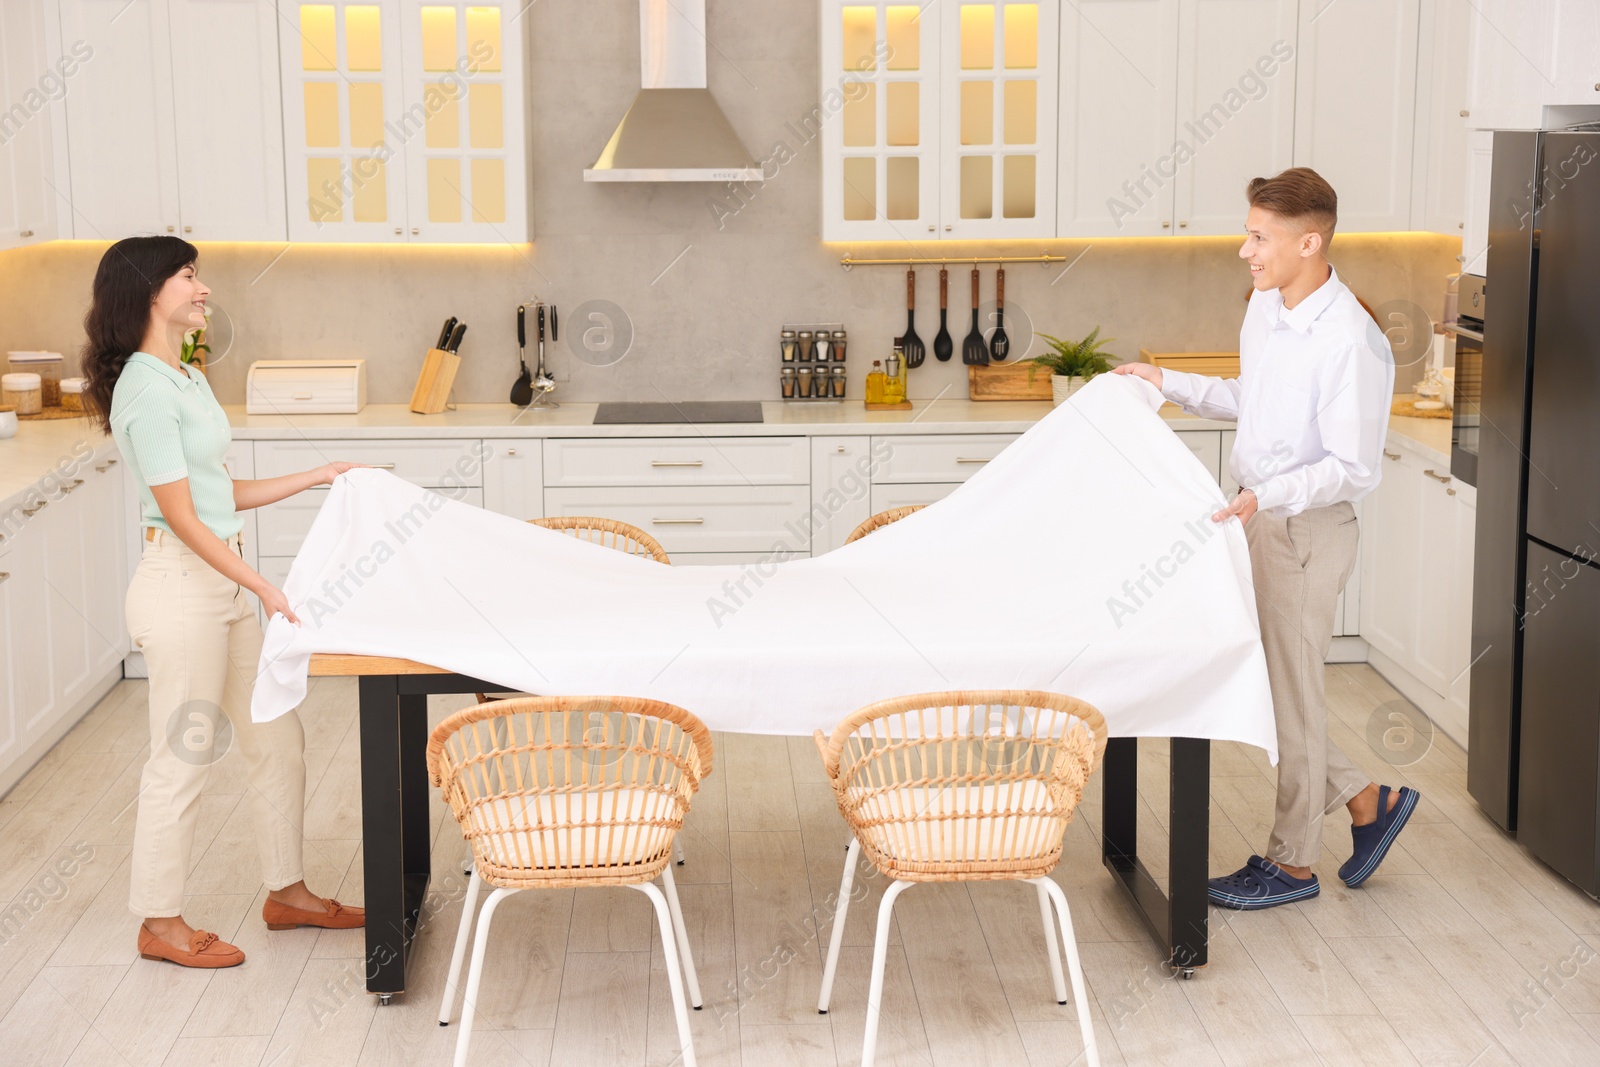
[308,653,454,676]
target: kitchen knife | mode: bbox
[550,305,558,343]
[436,316,457,350]
[447,323,467,352]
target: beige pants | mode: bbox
[1247,501,1370,867]
[125,528,306,917]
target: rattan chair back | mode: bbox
[844,505,926,544]
[428,695,713,889]
[814,690,1107,882]
[531,516,671,563]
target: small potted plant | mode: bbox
[1029,328,1118,406]
[181,305,212,372]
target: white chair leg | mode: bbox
[659,862,702,1008]
[1036,878,1100,1067]
[632,881,698,1067]
[438,866,484,1025]
[1037,880,1068,1005]
[674,837,686,865]
[452,885,514,1067]
[817,836,860,1014]
[861,879,911,1067]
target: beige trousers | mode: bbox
[125,528,306,917]
[1246,501,1370,867]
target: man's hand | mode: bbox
[1213,489,1258,525]
[1112,362,1163,390]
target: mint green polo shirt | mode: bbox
[109,352,243,541]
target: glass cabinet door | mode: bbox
[940,0,1057,239]
[822,2,939,242]
[398,0,528,243]
[280,1,410,241]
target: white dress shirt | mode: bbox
[1159,266,1395,516]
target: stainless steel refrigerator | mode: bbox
[1467,127,1600,896]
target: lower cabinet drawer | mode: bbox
[870,434,1019,483]
[671,549,808,567]
[542,485,812,554]
[869,482,961,514]
[256,485,482,557]
[254,438,487,487]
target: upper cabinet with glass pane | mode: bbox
[281,0,528,242]
[821,0,1057,241]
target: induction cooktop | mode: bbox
[592,401,764,424]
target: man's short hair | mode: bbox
[1245,167,1338,243]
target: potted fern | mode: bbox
[1029,328,1118,406]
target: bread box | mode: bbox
[246,360,367,414]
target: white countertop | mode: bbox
[0,402,1455,509]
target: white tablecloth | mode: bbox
[252,375,1277,760]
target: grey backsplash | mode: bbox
[0,0,1459,405]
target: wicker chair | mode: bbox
[429,695,714,1067]
[814,690,1107,1067]
[844,504,925,544]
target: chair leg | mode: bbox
[632,881,698,1067]
[438,866,484,1025]
[1037,880,1068,1005]
[659,862,702,1008]
[674,837,686,865]
[861,879,911,1067]
[1035,878,1100,1067]
[817,836,860,1014]
[452,885,515,1067]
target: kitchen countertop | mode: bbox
[0,402,1456,510]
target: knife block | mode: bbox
[409,347,459,414]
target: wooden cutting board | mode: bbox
[1140,349,1241,377]
[967,362,1052,401]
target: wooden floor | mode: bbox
[0,664,1597,1066]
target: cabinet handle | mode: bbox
[411,227,419,235]
[20,230,32,238]
[1447,487,1457,496]
[293,392,313,400]
[1423,468,1452,484]
[1383,450,1401,461]
[394,227,402,235]
[371,463,397,470]
[184,226,192,234]
[0,572,8,585]
[61,479,85,493]
[166,225,175,233]
[835,445,846,453]
[22,501,47,516]
[955,457,991,464]
[1162,221,1171,228]
[651,517,705,525]
[651,460,704,468]
[504,447,518,456]
[1179,221,1188,228]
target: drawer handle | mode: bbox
[504,448,518,457]
[1423,468,1452,484]
[293,392,314,400]
[0,572,8,585]
[371,463,397,470]
[22,501,47,516]
[61,479,85,493]
[1447,487,1456,496]
[651,518,705,525]
[650,460,705,468]
[955,457,991,464]
[1383,450,1401,461]
[101,458,118,468]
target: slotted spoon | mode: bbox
[962,267,988,365]
[902,268,925,368]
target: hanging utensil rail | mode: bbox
[838,252,1069,270]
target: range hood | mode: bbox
[583,0,764,183]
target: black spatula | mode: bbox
[902,268,925,369]
[510,304,533,406]
[989,266,1010,361]
[933,268,953,362]
[962,267,988,365]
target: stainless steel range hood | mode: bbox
[583,0,764,183]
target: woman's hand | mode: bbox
[315,461,367,486]
[256,582,302,626]
[1112,362,1164,390]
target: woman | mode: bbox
[83,236,364,968]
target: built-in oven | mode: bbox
[1449,273,1486,487]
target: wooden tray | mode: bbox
[1140,349,1241,378]
[967,362,1052,401]
[1391,395,1451,419]
[18,405,90,421]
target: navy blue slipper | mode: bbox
[1208,855,1320,910]
[1339,785,1419,888]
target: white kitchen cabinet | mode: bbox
[79,454,129,683]
[1171,0,1299,236]
[870,433,1019,481]
[542,485,814,556]
[1055,0,1177,237]
[482,438,543,521]
[279,0,529,243]
[869,481,961,514]
[1445,482,1475,726]
[1410,460,1461,692]
[0,0,64,250]
[1411,0,1471,237]
[1461,129,1493,276]
[811,437,874,555]
[0,521,36,782]
[1360,446,1422,662]
[821,0,1058,241]
[1293,0,1420,232]
[1464,0,1599,132]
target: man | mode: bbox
[1114,167,1417,909]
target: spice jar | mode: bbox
[815,370,832,398]
[0,406,16,440]
[780,366,797,398]
[7,352,62,407]
[796,330,814,362]
[831,329,848,362]
[60,377,86,412]
[2,372,42,415]
[780,329,798,362]
[813,333,831,362]
[831,365,847,398]
[796,365,813,398]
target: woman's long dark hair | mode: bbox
[82,236,200,434]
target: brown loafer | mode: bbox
[262,896,366,930]
[138,925,246,968]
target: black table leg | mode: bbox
[1101,736,1210,977]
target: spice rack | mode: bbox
[779,322,847,403]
